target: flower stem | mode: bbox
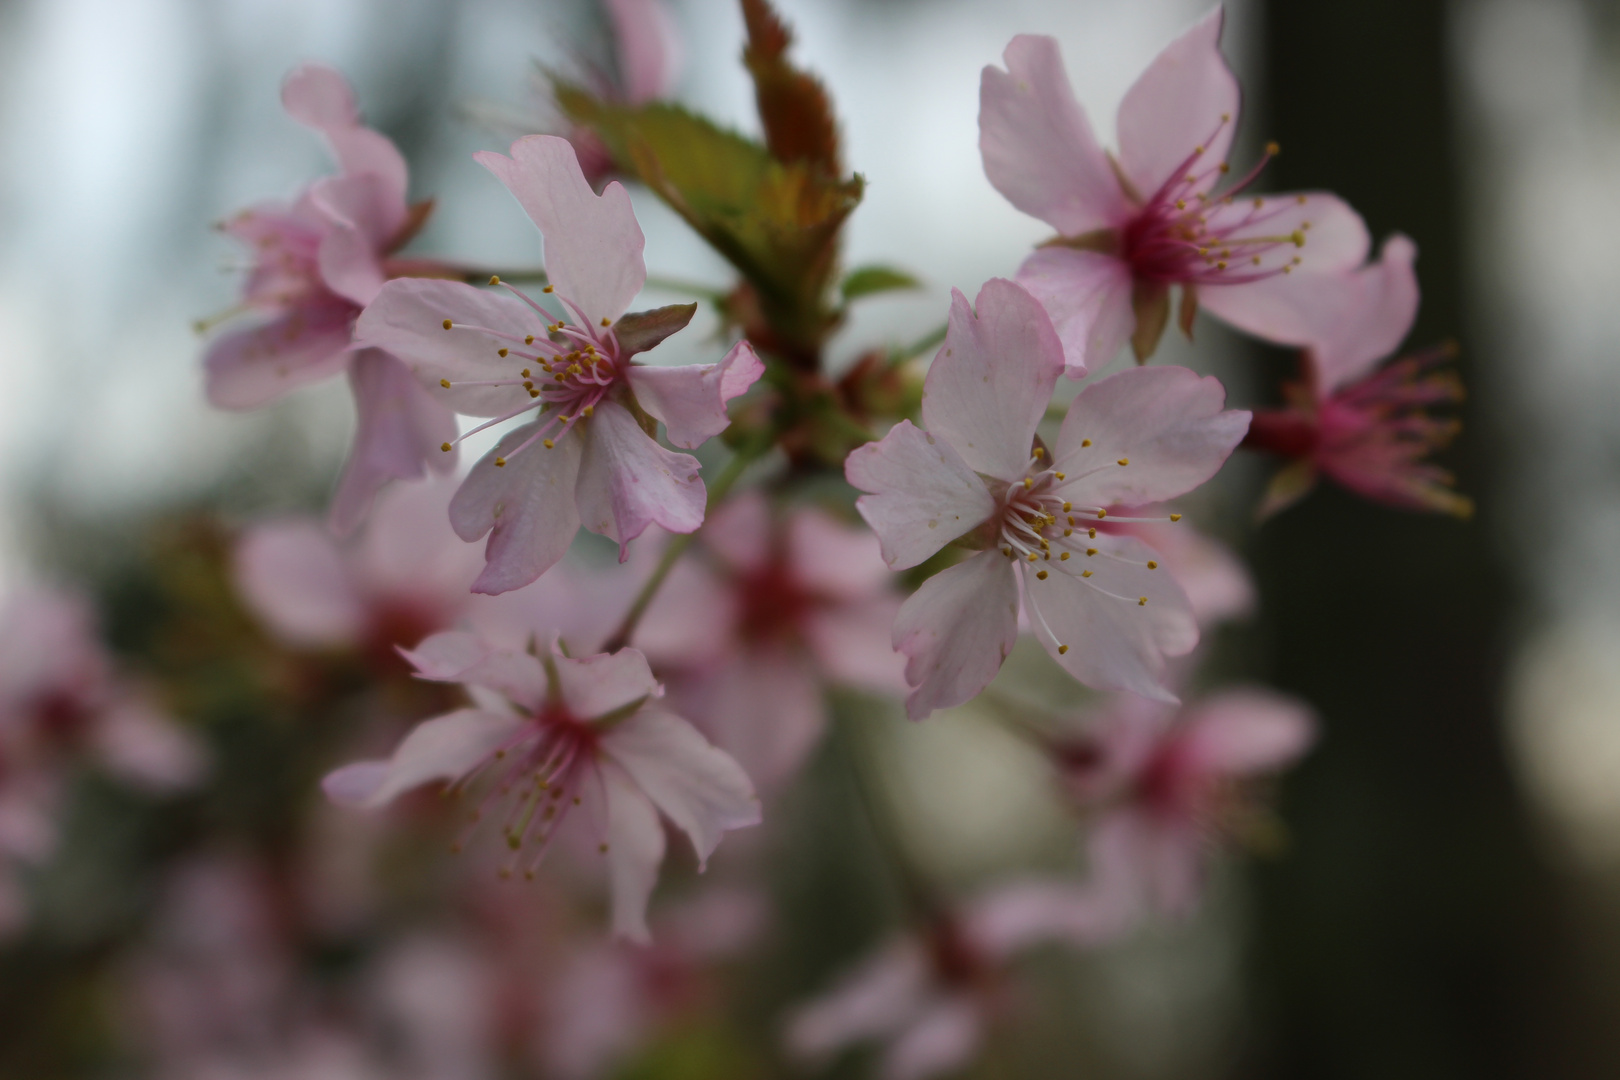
[600,426,773,653]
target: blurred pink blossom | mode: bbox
[846,279,1247,718]
[323,632,760,941]
[567,0,684,186]
[979,9,1370,370]
[203,65,457,534]
[357,135,762,595]
[1053,687,1316,918]
[784,881,1116,1080]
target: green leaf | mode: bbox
[554,82,862,361]
[840,265,922,302]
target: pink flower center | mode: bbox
[1118,119,1309,287]
[457,702,601,880]
[436,281,628,467]
[735,559,821,646]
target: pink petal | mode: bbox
[1115,8,1240,201]
[455,650,551,712]
[322,708,522,808]
[1024,532,1197,702]
[92,697,207,792]
[1307,234,1420,393]
[596,759,666,944]
[1014,247,1135,377]
[631,550,737,666]
[232,519,365,646]
[624,339,762,449]
[281,64,408,221]
[317,226,387,309]
[552,647,663,720]
[921,281,1066,479]
[202,300,356,410]
[700,490,772,574]
[846,421,997,571]
[329,350,460,537]
[1054,365,1249,508]
[785,939,929,1060]
[1110,517,1255,628]
[309,173,396,253]
[1196,194,1374,345]
[351,477,484,600]
[397,629,492,679]
[1178,688,1316,777]
[893,552,1019,722]
[884,996,983,1080]
[605,0,683,103]
[786,507,892,600]
[671,649,827,790]
[474,135,646,325]
[601,707,760,866]
[451,421,585,595]
[354,278,546,418]
[804,597,909,697]
[979,35,1129,236]
[964,878,1129,958]
[1087,809,1205,918]
[575,401,705,558]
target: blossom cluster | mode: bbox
[0,3,1472,1077]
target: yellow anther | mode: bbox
[523,381,534,389]
[1058,644,1069,655]
[1062,501,1072,512]
[525,335,535,345]
[1194,145,1204,155]
[498,348,509,357]
[1291,230,1306,248]
[1036,570,1048,580]
[1176,199,1187,210]
[1253,197,1264,209]
[1032,447,1045,458]
[1221,112,1231,122]
[494,457,506,467]
[1296,194,1307,205]
[542,438,555,449]
[1266,141,1281,156]
[440,379,450,388]
[1081,570,1092,578]
[1252,256,1261,265]
[1147,561,1158,570]
[568,364,582,375]
[442,319,453,330]
[489,275,501,285]
[542,285,555,293]
[582,405,593,417]
[521,368,531,377]
[1060,552,1070,561]
[1096,509,1108,519]
[1138,596,1148,606]
[599,842,609,853]
[1081,439,1092,447]
[1219,162,1231,174]
[1117,458,1129,466]
[1088,528,1097,538]
[1027,553,1038,563]
[1170,513,1182,522]
[1055,472,1066,480]
[1086,548,1097,556]
[1216,261,1227,270]
[1002,546,1013,557]
[440,442,452,453]
[1063,528,1073,537]
[600,317,611,327]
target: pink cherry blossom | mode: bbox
[232,478,487,661]
[203,65,456,534]
[784,882,1118,1080]
[979,9,1370,373]
[1240,236,1473,517]
[356,134,762,594]
[845,279,1248,719]
[322,631,760,942]
[1052,687,1315,918]
[631,493,907,788]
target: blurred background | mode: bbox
[2,0,1620,1076]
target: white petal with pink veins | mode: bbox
[576,401,706,556]
[450,420,584,595]
[1178,688,1316,776]
[475,135,646,326]
[1054,365,1249,509]
[847,421,996,572]
[601,707,760,866]
[323,708,522,809]
[893,552,1019,721]
[1015,246,1135,377]
[979,34,1128,236]
[596,759,665,944]
[626,338,762,449]
[920,281,1066,479]
[552,648,663,720]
